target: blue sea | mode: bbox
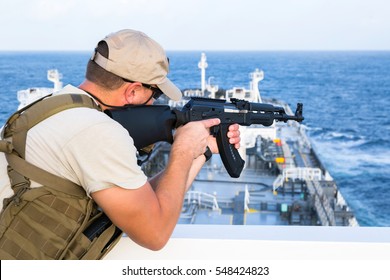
[1,51,389,227]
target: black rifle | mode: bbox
[105,97,304,178]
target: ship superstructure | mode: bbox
[17,69,62,110]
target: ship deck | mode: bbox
[142,114,357,227]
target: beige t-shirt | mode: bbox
[0,85,147,210]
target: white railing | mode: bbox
[185,191,220,211]
[306,180,336,226]
[273,167,322,192]
[272,167,337,226]
[244,185,250,212]
[284,167,322,181]
[273,174,284,193]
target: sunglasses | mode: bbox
[123,78,164,100]
[141,83,164,100]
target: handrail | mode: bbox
[244,185,250,212]
[272,167,336,225]
[185,191,220,211]
[273,167,322,192]
[306,180,336,226]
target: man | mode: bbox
[0,29,240,254]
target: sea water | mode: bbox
[0,51,389,226]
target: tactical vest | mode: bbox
[0,94,122,260]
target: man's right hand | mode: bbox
[172,118,221,159]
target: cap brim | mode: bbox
[157,78,182,101]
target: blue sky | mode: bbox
[0,0,389,51]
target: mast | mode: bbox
[47,69,63,91]
[249,69,264,102]
[198,53,208,95]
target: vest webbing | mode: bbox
[0,94,122,260]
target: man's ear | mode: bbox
[124,82,142,103]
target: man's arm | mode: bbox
[91,118,222,250]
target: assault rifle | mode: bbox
[106,97,304,178]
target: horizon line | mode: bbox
[0,49,389,53]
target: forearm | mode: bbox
[185,155,206,189]
[99,148,195,251]
[140,149,206,245]
[148,147,194,242]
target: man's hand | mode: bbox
[173,118,222,159]
[207,123,241,154]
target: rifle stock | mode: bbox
[105,105,176,149]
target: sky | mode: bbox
[0,0,389,51]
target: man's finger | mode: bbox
[201,118,221,128]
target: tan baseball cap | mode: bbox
[91,29,182,101]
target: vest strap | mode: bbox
[5,143,87,199]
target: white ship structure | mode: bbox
[17,69,62,110]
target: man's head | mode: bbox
[87,29,182,101]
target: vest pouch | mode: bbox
[64,212,122,260]
[0,185,96,260]
[80,222,121,260]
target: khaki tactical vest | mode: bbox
[0,94,122,260]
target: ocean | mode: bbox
[0,51,389,227]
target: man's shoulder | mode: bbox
[53,84,87,96]
[41,106,117,135]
